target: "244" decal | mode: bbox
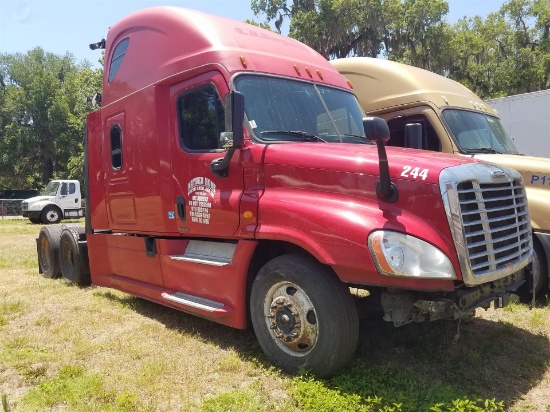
[401,166,429,180]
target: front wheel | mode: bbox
[250,254,358,378]
[41,205,62,224]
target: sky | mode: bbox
[1,0,508,68]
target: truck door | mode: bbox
[168,71,242,237]
[57,182,79,210]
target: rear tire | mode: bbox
[29,218,41,224]
[41,205,62,224]
[37,226,62,278]
[250,254,358,378]
[59,227,90,286]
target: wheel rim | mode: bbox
[263,281,318,357]
[46,210,59,222]
[39,236,51,272]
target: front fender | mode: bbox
[29,200,58,212]
[256,181,458,291]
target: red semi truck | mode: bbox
[37,7,532,377]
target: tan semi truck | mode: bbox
[331,57,549,296]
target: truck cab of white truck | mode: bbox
[22,180,84,224]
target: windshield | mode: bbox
[442,109,519,154]
[234,75,369,144]
[42,182,60,196]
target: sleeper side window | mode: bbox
[110,124,123,170]
[177,84,225,151]
[108,38,130,84]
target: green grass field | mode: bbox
[1,219,549,411]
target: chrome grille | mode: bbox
[457,179,531,276]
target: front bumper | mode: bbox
[22,211,41,219]
[381,270,525,326]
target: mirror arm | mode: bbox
[210,148,236,177]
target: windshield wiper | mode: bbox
[464,147,504,154]
[261,130,327,142]
[340,134,372,144]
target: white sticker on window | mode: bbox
[249,120,257,129]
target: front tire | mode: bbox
[250,254,358,378]
[519,239,548,301]
[41,205,62,224]
[531,240,548,295]
[37,226,62,278]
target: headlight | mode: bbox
[368,230,456,279]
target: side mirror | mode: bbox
[211,91,246,177]
[231,91,245,149]
[363,117,397,203]
[405,123,423,149]
[364,116,390,144]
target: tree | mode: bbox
[0,48,101,189]
[251,0,451,62]
[448,0,550,98]
[251,0,549,98]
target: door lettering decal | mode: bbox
[187,177,216,224]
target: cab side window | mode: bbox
[108,38,130,84]
[177,84,225,151]
[69,183,76,195]
[110,124,123,170]
[386,115,441,152]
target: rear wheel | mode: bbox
[59,227,90,286]
[41,205,62,224]
[37,226,62,278]
[250,254,358,378]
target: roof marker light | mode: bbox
[305,67,313,78]
[240,55,247,68]
[293,65,301,75]
[346,79,353,89]
[316,70,323,80]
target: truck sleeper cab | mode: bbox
[37,8,532,378]
[332,57,549,298]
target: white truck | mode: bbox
[486,90,550,158]
[21,180,84,224]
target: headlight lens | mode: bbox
[368,230,456,279]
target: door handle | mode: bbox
[176,196,186,221]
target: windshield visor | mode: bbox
[442,109,519,154]
[234,75,369,144]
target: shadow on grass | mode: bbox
[347,314,550,408]
[97,290,550,409]
[96,290,261,358]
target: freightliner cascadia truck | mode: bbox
[36,8,532,377]
[332,57,548,298]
